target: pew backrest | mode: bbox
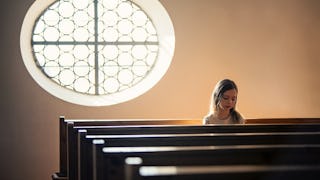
[56,116,320,180]
[92,144,320,180]
[72,129,320,180]
[126,164,320,180]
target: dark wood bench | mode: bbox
[57,117,203,180]
[126,164,320,180]
[53,116,320,180]
[80,132,320,180]
[246,118,320,124]
[91,143,320,180]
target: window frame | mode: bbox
[20,0,175,106]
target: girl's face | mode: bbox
[218,89,237,111]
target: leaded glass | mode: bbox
[32,0,159,95]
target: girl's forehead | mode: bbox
[223,89,237,96]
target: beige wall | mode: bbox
[1,0,320,179]
[162,0,320,119]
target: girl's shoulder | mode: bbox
[203,113,214,124]
[235,111,245,124]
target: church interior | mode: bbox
[1,0,320,180]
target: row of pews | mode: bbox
[52,116,320,180]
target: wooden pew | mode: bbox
[53,116,320,180]
[246,118,320,124]
[127,164,320,180]
[86,132,320,180]
[91,143,320,180]
[55,116,199,180]
[76,131,320,180]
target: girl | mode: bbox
[203,79,245,124]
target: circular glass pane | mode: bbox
[21,0,175,106]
